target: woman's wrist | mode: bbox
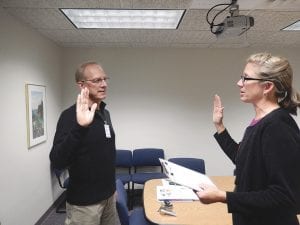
[215,124,225,134]
[218,191,227,203]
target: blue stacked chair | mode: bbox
[168,157,206,174]
[131,148,166,190]
[116,179,151,225]
[53,168,69,213]
[116,149,133,191]
[131,148,166,207]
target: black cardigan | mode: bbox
[214,108,300,225]
[50,102,116,205]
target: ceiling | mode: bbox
[1,0,300,48]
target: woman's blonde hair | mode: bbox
[247,52,300,115]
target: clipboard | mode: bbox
[159,158,216,191]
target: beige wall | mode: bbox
[0,8,63,225]
[1,5,300,225]
[61,47,300,175]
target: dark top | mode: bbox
[50,102,116,205]
[214,108,300,225]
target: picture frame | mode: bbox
[25,84,47,148]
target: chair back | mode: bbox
[53,168,69,188]
[132,148,164,167]
[52,167,69,213]
[130,148,165,208]
[116,149,132,188]
[116,179,129,225]
[116,149,133,168]
[168,157,206,174]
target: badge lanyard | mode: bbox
[97,110,111,138]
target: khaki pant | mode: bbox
[65,194,121,225]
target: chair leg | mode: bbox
[126,182,130,194]
[56,204,66,213]
[129,182,134,210]
[126,182,131,208]
[56,198,66,213]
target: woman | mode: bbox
[197,52,300,225]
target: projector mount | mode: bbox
[206,0,253,36]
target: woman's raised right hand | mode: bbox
[213,94,225,133]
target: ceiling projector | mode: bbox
[215,15,254,37]
[206,0,255,37]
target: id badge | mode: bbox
[104,124,111,138]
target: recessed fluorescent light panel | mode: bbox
[282,20,300,31]
[60,9,185,29]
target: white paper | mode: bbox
[156,185,199,201]
[159,158,216,191]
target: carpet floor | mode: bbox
[38,189,143,225]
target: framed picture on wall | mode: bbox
[25,84,47,148]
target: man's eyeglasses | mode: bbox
[240,75,272,84]
[82,77,110,84]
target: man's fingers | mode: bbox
[83,87,89,99]
[90,103,97,114]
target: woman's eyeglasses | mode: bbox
[240,75,272,84]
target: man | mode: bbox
[50,62,120,225]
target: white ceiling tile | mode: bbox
[190,0,267,10]
[1,0,48,8]
[211,42,251,48]
[97,0,130,8]
[130,42,171,48]
[93,42,132,47]
[131,0,192,9]
[120,30,178,43]
[1,0,300,48]
[1,0,102,8]
[83,30,131,43]
[45,0,101,8]
[61,42,131,48]
[179,9,209,30]
[214,33,248,44]
[173,30,215,43]
[247,31,300,45]
[255,0,300,11]
[38,29,87,43]
[60,42,93,47]
[5,8,73,29]
[190,0,300,11]
[170,43,210,48]
[249,10,300,31]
